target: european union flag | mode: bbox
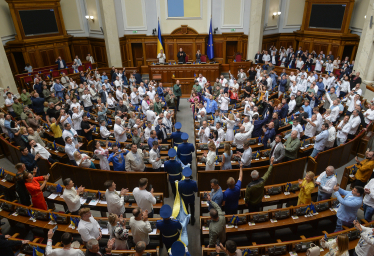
[53,141,57,150]
[285,182,291,192]
[107,119,112,125]
[33,246,44,256]
[207,18,214,60]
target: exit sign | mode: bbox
[231,29,236,32]
[133,30,138,34]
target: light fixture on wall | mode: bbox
[214,27,218,34]
[85,15,95,22]
[272,12,281,19]
[152,28,156,36]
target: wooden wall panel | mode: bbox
[213,41,224,58]
[331,45,339,59]
[145,43,157,59]
[303,42,311,52]
[28,51,38,68]
[176,43,193,59]
[167,43,174,61]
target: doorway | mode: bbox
[226,41,238,63]
[131,43,143,67]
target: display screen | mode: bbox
[309,4,346,30]
[19,9,59,36]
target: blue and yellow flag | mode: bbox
[0,168,4,177]
[33,246,44,256]
[255,151,260,158]
[350,165,358,175]
[310,204,316,214]
[301,140,305,147]
[157,19,163,54]
[304,205,311,215]
[285,182,291,192]
[50,213,56,222]
[229,215,239,226]
[70,218,76,228]
[172,181,190,246]
[53,141,57,150]
[207,18,214,60]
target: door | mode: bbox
[132,43,143,67]
[226,41,238,63]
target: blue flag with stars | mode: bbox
[207,18,214,60]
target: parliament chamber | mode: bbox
[1,0,374,256]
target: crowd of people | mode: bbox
[1,45,374,256]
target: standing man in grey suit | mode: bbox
[269,135,285,164]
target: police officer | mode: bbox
[164,148,182,197]
[170,122,183,147]
[156,205,182,252]
[177,133,195,166]
[178,167,198,225]
[171,241,191,256]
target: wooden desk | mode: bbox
[148,63,220,90]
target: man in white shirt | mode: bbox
[77,208,102,242]
[64,136,81,165]
[82,89,93,112]
[198,121,210,143]
[72,107,84,136]
[236,141,252,168]
[348,110,362,140]
[104,180,129,216]
[114,118,127,142]
[157,49,166,63]
[242,117,254,134]
[288,95,296,114]
[162,112,173,134]
[210,122,225,141]
[131,88,141,106]
[289,72,296,82]
[352,220,374,256]
[315,57,323,72]
[288,119,303,139]
[144,121,155,141]
[364,104,374,125]
[303,114,318,138]
[363,178,374,222]
[146,105,157,123]
[147,87,156,100]
[197,73,207,87]
[4,92,15,117]
[62,178,84,215]
[132,178,157,218]
[233,126,252,152]
[62,123,78,144]
[141,95,150,114]
[218,93,230,113]
[315,166,337,201]
[336,115,351,146]
[138,82,147,100]
[262,51,270,62]
[129,207,152,245]
[29,139,53,162]
[266,74,272,91]
[100,120,111,139]
[325,121,336,149]
[325,91,340,123]
[219,75,228,87]
[297,75,307,93]
[86,53,95,63]
[306,73,315,88]
[46,229,84,256]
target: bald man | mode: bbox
[316,166,337,201]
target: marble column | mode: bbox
[354,0,374,100]
[246,0,266,61]
[0,43,18,107]
[98,0,122,67]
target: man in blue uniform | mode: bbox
[177,133,195,165]
[171,241,191,256]
[156,205,182,251]
[170,122,183,147]
[178,167,198,225]
[164,148,182,197]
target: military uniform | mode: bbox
[177,133,195,165]
[156,218,182,251]
[164,160,182,196]
[178,167,198,225]
[171,122,183,148]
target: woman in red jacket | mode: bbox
[23,172,49,210]
[228,88,239,105]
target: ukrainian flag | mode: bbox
[33,246,44,256]
[229,215,238,225]
[285,182,291,192]
[157,19,163,55]
[172,181,190,246]
[167,0,201,18]
[304,205,311,215]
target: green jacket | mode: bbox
[43,89,51,99]
[13,102,23,116]
[154,102,163,115]
[245,165,273,205]
[193,84,202,93]
[49,97,60,104]
[173,84,182,97]
[213,86,221,98]
[295,96,303,108]
[165,94,175,108]
[284,137,301,159]
[208,200,226,246]
[20,92,32,105]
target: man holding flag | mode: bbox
[156,205,182,251]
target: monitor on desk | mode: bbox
[178,62,184,64]
[186,62,192,64]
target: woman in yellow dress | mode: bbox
[297,171,315,205]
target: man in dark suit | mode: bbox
[279,98,289,119]
[254,51,262,64]
[263,122,276,149]
[177,48,186,63]
[55,56,67,70]
[288,56,296,69]
[328,51,334,61]
[268,112,280,133]
[350,71,362,90]
[31,93,45,116]
[133,71,142,84]
[339,63,352,79]
[252,113,271,138]
[296,47,303,58]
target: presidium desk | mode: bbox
[148,62,252,97]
